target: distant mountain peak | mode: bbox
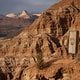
[19,10,30,19]
[6,13,17,18]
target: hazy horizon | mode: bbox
[0,0,59,14]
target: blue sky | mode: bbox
[0,0,59,14]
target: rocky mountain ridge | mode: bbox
[0,10,39,39]
[5,10,41,19]
[0,0,80,80]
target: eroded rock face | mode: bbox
[0,0,80,80]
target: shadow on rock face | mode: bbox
[0,67,7,80]
[35,74,49,80]
[52,67,63,80]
